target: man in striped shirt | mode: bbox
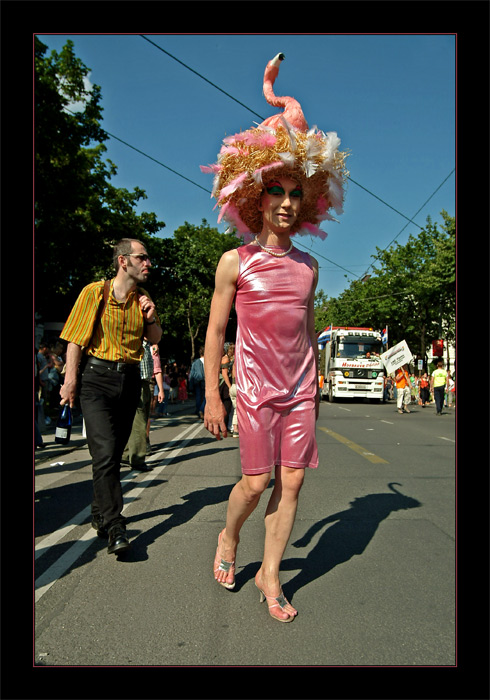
[60,238,162,556]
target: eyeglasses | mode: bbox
[124,253,151,263]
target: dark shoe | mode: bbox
[107,524,130,555]
[92,514,109,539]
[132,463,153,472]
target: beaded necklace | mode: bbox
[254,235,293,258]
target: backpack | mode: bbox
[190,358,205,383]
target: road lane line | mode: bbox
[381,420,394,425]
[439,436,455,443]
[35,422,205,601]
[35,422,201,558]
[35,528,98,602]
[318,426,389,464]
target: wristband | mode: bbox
[145,319,156,325]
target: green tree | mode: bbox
[159,221,242,363]
[34,37,165,320]
[314,212,455,366]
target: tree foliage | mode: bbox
[158,221,242,363]
[34,37,165,320]
[314,212,455,362]
[34,37,245,366]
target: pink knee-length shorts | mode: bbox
[236,398,319,475]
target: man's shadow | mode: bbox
[236,483,421,600]
[121,482,236,562]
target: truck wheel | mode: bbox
[328,384,335,403]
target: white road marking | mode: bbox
[35,421,205,602]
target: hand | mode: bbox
[139,294,156,322]
[204,395,228,440]
[59,378,77,408]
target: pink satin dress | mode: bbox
[235,243,319,475]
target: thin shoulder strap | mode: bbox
[91,280,111,337]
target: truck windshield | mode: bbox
[337,339,383,359]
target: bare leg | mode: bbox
[215,471,271,587]
[255,465,305,619]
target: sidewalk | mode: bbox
[35,397,198,465]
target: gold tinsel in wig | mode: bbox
[200,53,349,242]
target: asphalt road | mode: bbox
[34,397,456,669]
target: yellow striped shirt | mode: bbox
[60,279,160,364]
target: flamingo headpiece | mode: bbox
[201,53,349,241]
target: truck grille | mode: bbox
[340,368,380,379]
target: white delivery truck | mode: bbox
[318,326,385,402]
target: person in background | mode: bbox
[447,372,455,408]
[395,364,412,414]
[219,342,234,432]
[122,338,154,471]
[189,347,206,418]
[419,372,430,407]
[35,348,46,449]
[445,370,455,409]
[178,370,188,403]
[148,344,164,442]
[159,366,171,416]
[431,359,447,416]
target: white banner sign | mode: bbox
[380,340,413,374]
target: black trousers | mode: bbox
[80,363,141,528]
[434,385,445,414]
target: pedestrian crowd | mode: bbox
[35,338,201,449]
[383,361,455,415]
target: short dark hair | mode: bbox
[113,238,146,271]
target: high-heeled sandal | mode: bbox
[255,582,296,623]
[213,530,235,590]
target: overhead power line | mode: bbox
[347,177,425,231]
[139,35,454,245]
[104,132,355,277]
[105,129,211,194]
[140,35,265,121]
[68,37,453,285]
[105,118,454,282]
[103,128,360,278]
[361,167,456,279]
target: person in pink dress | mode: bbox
[202,52,348,622]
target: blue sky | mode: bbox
[36,33,455,300]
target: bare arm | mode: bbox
[59,342,83,407]
[139,294,163,344]
[307,256,320,419]
[204,250,239,439]
[155,371,164,402]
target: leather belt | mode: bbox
[85,357,140,373]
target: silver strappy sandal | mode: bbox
[255,583,296,623]
[213,530,236,590]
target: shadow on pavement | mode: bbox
[234,483,421,601]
